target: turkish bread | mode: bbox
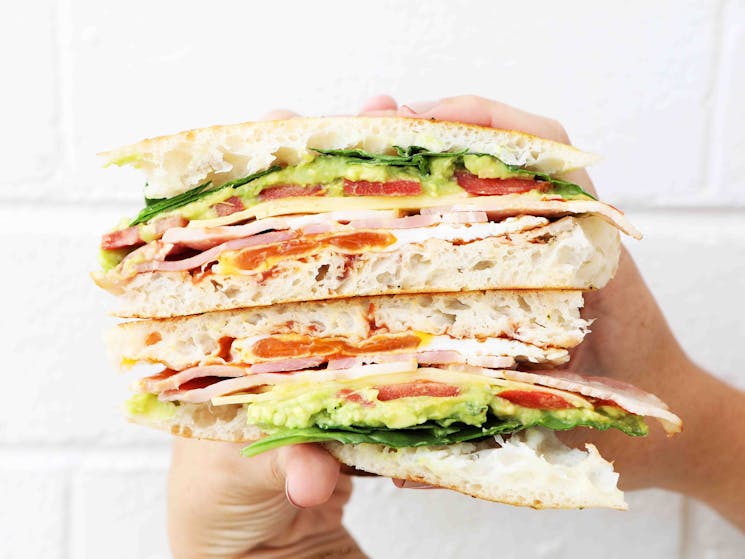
[109,290,589,371]
[112,215,619,318]
[128,402,625,510]
[102,116,599,200]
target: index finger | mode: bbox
[399,95,571,144]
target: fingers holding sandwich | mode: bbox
[169,438,353,556]
[396,95,597,197]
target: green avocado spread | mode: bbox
[213,380,648,456]
[101,148,595,270]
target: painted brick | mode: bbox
[626,211,745,388]
[63,0,721,207]
[0,465,66,559]
[345,479,683,558]
[709,0,745,203]
[0,0,59,189]
[684,501,745,558]
[0,205,166,445]
[70,454,170,559]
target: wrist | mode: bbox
[658,359,745,524]
[247,528,367,559]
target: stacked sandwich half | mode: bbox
[95,117,681,509]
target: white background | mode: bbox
[1,1,744,557]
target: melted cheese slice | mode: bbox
[210,368,592,408]
[188,193,640,238]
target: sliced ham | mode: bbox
[421,198,642,239]
[136,230,296,273]
[162,360,420,403]
[138,365,247,392]
[101,215,187,250]
[163,210,402,249]
[415,350,463,364]
[250,356,326,374]
[481,368,681,434]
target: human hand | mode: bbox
[168,438,366,558]
[364,95,745,530]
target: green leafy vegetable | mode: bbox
[541,178,597,200]
[313,146,468,175]
[129,166,281,226]
[241,418,523,457]
[314,147,596,199]
[240,410,647,457]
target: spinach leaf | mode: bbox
[240,408,648,458]
[129,165,281,226]
[312,146,468,175]
[241,419,523,457]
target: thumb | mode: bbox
[268,444,341,508]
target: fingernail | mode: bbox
[400,101,437,114]
[285,479,304,509]
[393,479,436,489]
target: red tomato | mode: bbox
[101,226,143,250]
[214,196,245,216]
[498,390,573,410]
[259,184,323,200]
[343,179,422,196]
[337,388,374,406]
[455,171,545,195]
[376,381,460,401]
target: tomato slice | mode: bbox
[343,179,422,196]
[214,196,245,216]
[455,171,546,196]
[101,226,142,250]
[498,390,573,410]
[259,184,323,200]
[337,388,374,406]
[376,381,460,401]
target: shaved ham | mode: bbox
[163,360,421,404]
[139,365,247,392]
[250,356,325,374]
[422,198,642,239]
[465,355,516,369]
[415,350,463,364]
[327,357,363,370]
[164,210,402,249]
[483,368,681,434]
[137,230,296,273]
[101,216,187,250]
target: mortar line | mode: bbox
[679,497,692,558]
[700,0,728,200]
[55,0,76,185]
[62,468,72,559]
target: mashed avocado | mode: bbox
[239,381,648,437]
[102,148,595,268]
[125,393,177,420]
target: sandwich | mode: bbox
[95,116,679,510]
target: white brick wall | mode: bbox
[1,1,743,557]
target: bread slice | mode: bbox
[109,291,588,371]
[326,429,626,510]
[101,116,599,200]
[128,401,625,510]
[112,215,619,318]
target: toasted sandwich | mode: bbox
[96,116,678,510]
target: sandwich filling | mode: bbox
[98,147,610,273]
[126,358,682,456]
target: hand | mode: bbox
[168,438,366,558]
[367,95,745,530]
